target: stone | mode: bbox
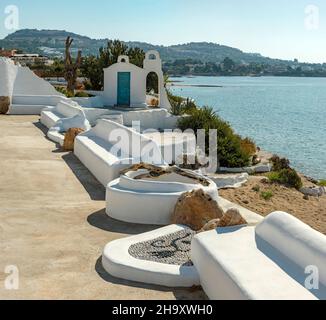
[171,189,224,231]
[300,186,325,197]
[198,219,221,233]
[63,128,84,151]
[198,208,247,233]
[0,96,10,114]
[218,208,247,228]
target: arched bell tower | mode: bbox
[143,51,171,110]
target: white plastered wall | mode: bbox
[0,57,61,97]
[103,51,172,110]
[103,60,146,107]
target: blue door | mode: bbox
[117,72,131,106]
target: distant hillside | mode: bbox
[1,28,291,65]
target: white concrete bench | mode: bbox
[74,119,165,187]
[41,100,83,129]
[191,211,326,300]
[9,95,66,115]
[47,110,91,147]
[106,169,218,225]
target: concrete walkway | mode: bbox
[0,115,205,300]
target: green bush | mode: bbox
[167,91,196,116]
[177,106,251,168]
[261,190,273,201]
[252,185,260,192]
[268,168,303,190]
[318,180,326,187]
[240,137,257,156]
[74,91,90,97]
[270,155,290,171]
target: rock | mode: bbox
[198,208,247,233]
[300,186,325,197]
[218,208,247,227]
[199,219,221,233]
[0,96,10,114]
[304,176,319,185]
[242,199,249,205]
[252,155,261,166]
[63,128,84,151]
[171,189,223,231]
[303,195,310,201]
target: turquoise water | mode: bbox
[170,76,326,180]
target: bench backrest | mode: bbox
[91,119,165,164]
[56,100,82,118]
[256,211,326,287]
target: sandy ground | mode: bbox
[0,115,206,300]
[220,175,326,235]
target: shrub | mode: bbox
[55,86,75,98]
[75,91,90,97]
[317,180,326,187]
[178,106,251,168]
[268,168,303,190]
[240,137,257,156]
[168,91,197,116]
[252,185,260,192]
[270,155,290,171]
[261,190,273,201]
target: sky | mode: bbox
[0,0,325,63]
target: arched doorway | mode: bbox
[146,72,159,107]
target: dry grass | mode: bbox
[220,175,326,235]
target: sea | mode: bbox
[170,76,326,180]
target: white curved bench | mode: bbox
[191,212,326,300]
[102,224,200,288]
[74,119,165,187]
[47,110,91,147]
[41,100,82,129]
[106,169,218,225]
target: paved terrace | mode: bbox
[0,115,206,300]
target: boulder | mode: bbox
[0,96,10,114]
[198,208,247,233]
[171,189,224,231]
[217,208,247,228]
[300,186,326,197]
[63,128,84,151]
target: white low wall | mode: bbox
[122,108,180,130]
[106,169,218,225]
[74,120,165,187]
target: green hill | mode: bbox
[1,29,291,65]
